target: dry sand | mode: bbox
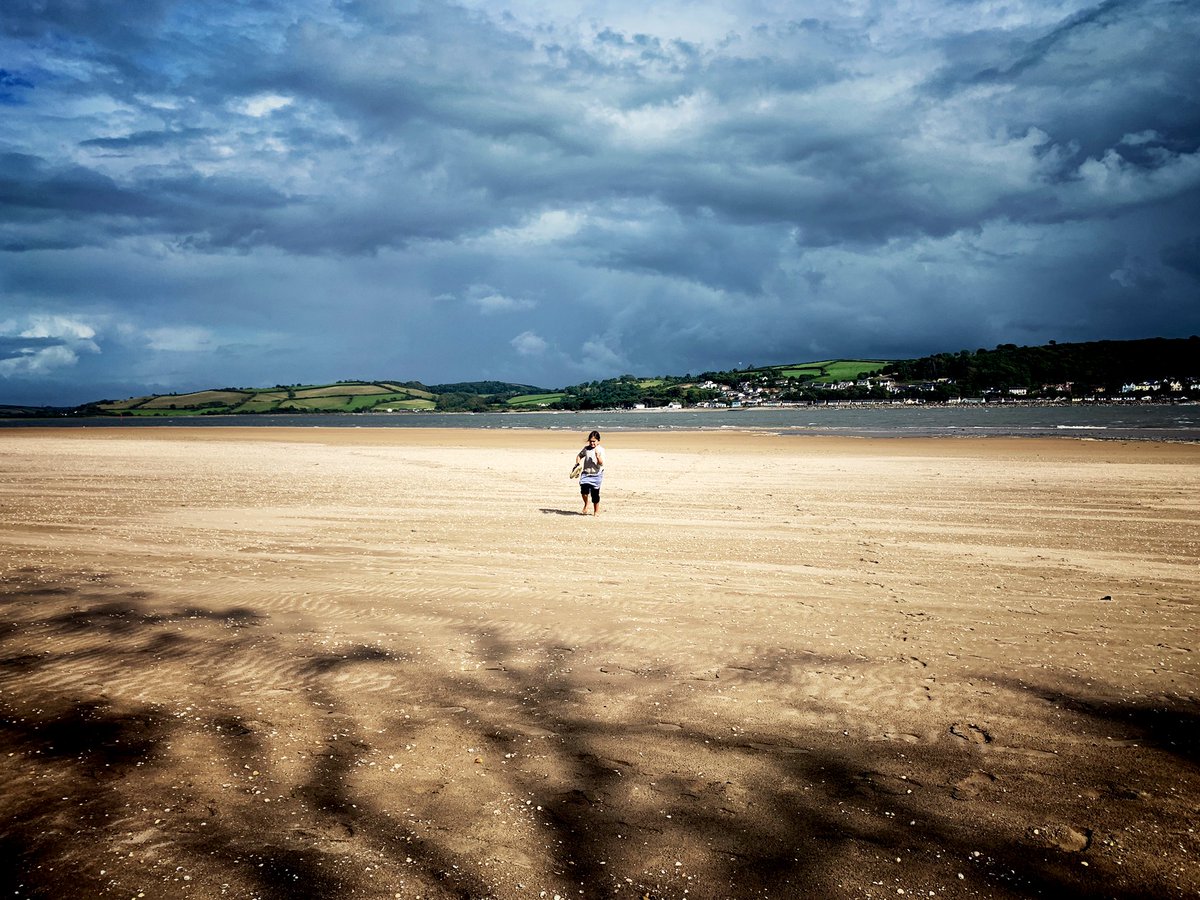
[0,427,1196,899]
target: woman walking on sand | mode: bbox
[575,430,605,516]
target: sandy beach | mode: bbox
[0,427,1196,899]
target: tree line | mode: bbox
[883,337,1199,397]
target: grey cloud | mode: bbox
[1,0,175,42]
[79,128,216,150]
[588,212,782,295]
[966,0,1135,85]
[0,68,34,103]
[0,153,298,251]
[0,334,58,357]
[0,0,184,103]
[1161,236,1200,279]
[924,0,1200,156]
[0,153,150,216]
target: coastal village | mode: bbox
[663,374,1200,409]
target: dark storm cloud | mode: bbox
[0,68,34,104]
[956,0,1134,85]
[923,0,1200,158]
[0,153,153,216]
[1,0,175,44]
[0,152,294,252]
[79,128,216,151]
[1,0,1198,403]
[0,334,56,357]
[1162,236,1200,280]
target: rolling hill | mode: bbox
[93,381,446,415]
[10,337,1195,417]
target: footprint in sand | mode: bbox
[951,770,996,800]
[1082,783,1147,802]
[1028,824,1091,852]
[950,722,991,744]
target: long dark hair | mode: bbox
[587,430,601,442]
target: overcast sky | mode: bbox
[2,0,1198,404]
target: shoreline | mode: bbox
[3,395,1198,420]
[3,425,1200,458]
[2,414,1198,445]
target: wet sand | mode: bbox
[0,428,1197,898]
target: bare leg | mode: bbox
[581,495,590,515]
[592,501,600,516]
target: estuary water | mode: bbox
[4,403,1199,441]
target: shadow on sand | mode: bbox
[0,569,1195,898]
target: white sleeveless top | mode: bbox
[581,445,604,474]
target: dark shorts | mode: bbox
[580,483,600,502]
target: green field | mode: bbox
[293,384,391,399]
[281,396,356,411]
[768,360,887,382]
[99,396,154,411]
[95,381,442,415]
[507,393,566,407]
[343,392,429,411]
[380,383,436,399]
[138,390,251,409]
[232,399,282,413]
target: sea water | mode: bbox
[4,403,1199,441]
